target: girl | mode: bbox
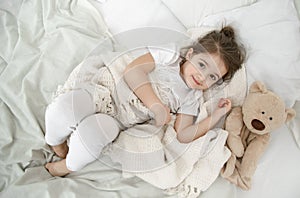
[45,26,245,176]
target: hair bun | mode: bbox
[220,26,235,39]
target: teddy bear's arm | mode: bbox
[225,107,245,157]
[240,134,270,178]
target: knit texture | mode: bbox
[105,125,230,197]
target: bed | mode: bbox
[1,0,300,197]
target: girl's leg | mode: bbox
[45,89,96,157]
[46,113,120,176]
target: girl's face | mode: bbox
[180,48,227,90]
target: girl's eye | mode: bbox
[209,74,217,81]
[199,62,205,68]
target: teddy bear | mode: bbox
[221,81,296,190]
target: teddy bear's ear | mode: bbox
[249,81,268,94]
[285,108,296,122]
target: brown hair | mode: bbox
[180,26,246,83]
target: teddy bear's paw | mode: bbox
[221,155,236,177]
[222,168,242,187]
[221,166,234,178]
[238,176,251,190]
[233,147,244,158]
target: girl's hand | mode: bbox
[149,103,171,126]
[214,98,232,118]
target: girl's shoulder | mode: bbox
[147,43,180,66]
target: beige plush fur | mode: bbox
[221,81,296,190]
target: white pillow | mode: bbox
[162,0,257,29]
[195,0,300,108]
[92,0,186,35]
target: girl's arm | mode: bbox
[175,98,231,143]
[124,53,171,126]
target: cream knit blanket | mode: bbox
[106,125,231,198]
[56,51,246,197]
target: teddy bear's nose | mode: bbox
[251,119,265,131]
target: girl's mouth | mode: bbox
[192,75,201,85]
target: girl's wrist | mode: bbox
[211,110,225,121]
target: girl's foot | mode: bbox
[45,159,71,177]
[51,142,69,158]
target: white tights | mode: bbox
[45,89,120,171]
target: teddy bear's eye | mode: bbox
[269,117,273,120]
[262,111,265,114]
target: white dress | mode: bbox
[148,44,203,117]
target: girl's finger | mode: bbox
[218,98,226,107]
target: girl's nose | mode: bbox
[196,72,205,82]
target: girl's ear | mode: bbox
[185,48,194,60]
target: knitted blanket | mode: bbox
[56,50,246,197]
[106,125,230,198]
